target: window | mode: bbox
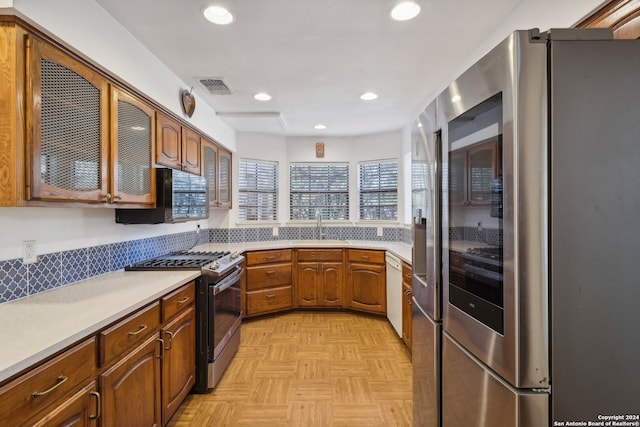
[358,159,398,220]
[290,163,349,220]
[238,158,278,221]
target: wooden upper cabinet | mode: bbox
[201,139,218,207]
[155,112,182,170]
[27,36,110,203]
[110,86,155,206]
[577,0,640,39]
[449,139,499,207]
[218,148,232,208]
[155,112,201,175]
[181,127,201,175]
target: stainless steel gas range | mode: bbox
[126,249,245,392]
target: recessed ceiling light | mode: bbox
[451,94,461,103]
[203,6,234,25]
[390,2,421,21]
[314,124,327,130]
[254,92,272,101]
[417,123,423,128]
[360,92,379,101]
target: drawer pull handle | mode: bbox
[361,255,370,260]
[32,375,68,398]
[266,256,276,261]
[165,331,174,350]
[265,294,276,298]
[265,270,276,275]
[89,391,101,419]
[128,324,148,336]
[177,296,190,304]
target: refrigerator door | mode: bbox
[549,35,640,422]
[412,300,440,427]
[439,30,550,389]
[412,100,441,320]
[442,333,548,427]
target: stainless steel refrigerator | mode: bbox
[437,28,640,425]
[412,100,442,427]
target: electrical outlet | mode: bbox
[272,227,279,237]
[477,222,482,232]
[23,240,38,264]
[196,224,201,234]
[377,227,383,237]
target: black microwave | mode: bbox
[115,168,209,224]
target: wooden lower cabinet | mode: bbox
[346,250,386,314]
[161,306,195,424]
[0,338,97,427]
[297,261,343,307]
[401,262,413,351]
[28,381,99,427]
[100,333,162,427]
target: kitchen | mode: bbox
[1,0,639,426]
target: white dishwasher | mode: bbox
[385,252,403,337]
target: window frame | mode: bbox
[358,158,399,221]
[289,162,350,221]
[237,158,279,222]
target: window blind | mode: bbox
[289,163,349,220]
[358,159,398,220]
[238,158,278,221]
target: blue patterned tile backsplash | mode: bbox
[0,224,408,304]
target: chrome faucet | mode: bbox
[316,209,326,240]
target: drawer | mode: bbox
[246,263,292,291]
[402,262,412,283]
[246,286,293,315]
[246,249,292,265]
[297,249,343,262]
[0,337,96,427]
[161,281,195,322]
[99,302,160,366]
[347,249,384,264]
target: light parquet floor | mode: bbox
[167,311,412,427]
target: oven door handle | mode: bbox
[463,263,503,285]
[212,267,243,295]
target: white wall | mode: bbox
[0,0,236,261]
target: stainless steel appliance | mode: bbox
[125,249,245,392]
[411,99,442,427]
[439,28,640,425]
[115,168,209,224]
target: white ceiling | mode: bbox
[92,0,565,136]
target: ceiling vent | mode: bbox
[198,78,233,95]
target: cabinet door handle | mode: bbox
[177,296,190,304]
[157,338,165,359]
[128,324,148,336]
[89,391,101,420]
[101,193,112,202]
[165,331,174,350]
[32,375,68,398]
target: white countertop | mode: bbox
[0,270,199,383]
[0,240,411,384]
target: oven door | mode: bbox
[439,30,549,389]
[208,266,243,361]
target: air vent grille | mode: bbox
[199,78,233,95]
